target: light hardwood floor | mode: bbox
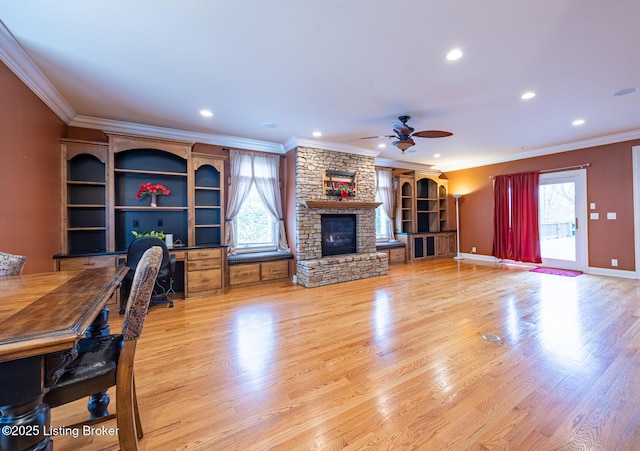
[49,259,640,450]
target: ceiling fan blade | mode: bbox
[412,130,453,138]
[360,135,395,140]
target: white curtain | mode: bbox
[375,167,395,241]
[252,153,289,251]
[225,149,289,253]
[225,150,254,253]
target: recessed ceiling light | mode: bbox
[261,122,278,128]
[200,109,213,118]
[434,154,441,158]
[312,131,322,138]
[613,87,638,96]
[521,91,536,100]
[572,119,585,126]
[446,48,463,61]
[378,143,386,149]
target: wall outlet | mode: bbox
[157,219,164,227]
[133,219,140,228]
[611,259,618,267]
[471,247,477,253]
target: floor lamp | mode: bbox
[452,194,463,260]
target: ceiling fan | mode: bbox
[361,115,453,153]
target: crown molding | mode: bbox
[0,20,76,123]
[284,136,381,157]
[374,158,438,173]
[70,115,285,153]
[439,128,640,172]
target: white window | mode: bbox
[375,206,391,241]
[235,183,278,252]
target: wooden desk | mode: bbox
[54,245,227,299]
[0,266,127,451]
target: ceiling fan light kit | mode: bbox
[392,139,415,153]
[361,116,453,155]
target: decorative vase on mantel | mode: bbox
[149,192,158,207]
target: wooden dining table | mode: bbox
[0,266,128,451]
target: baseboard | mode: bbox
[461,254,639,279]
[586,267,638,279]
[458,253,498,262]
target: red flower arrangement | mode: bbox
[135,182,170,200]
[333,182,354,199]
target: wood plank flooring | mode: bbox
[49,259,640,450]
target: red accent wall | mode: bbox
[0,62,66,274]
[444,141,640,271]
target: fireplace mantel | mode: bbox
[303,200,382,209]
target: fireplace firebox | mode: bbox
[321,214,356,256]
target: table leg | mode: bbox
[0,357,52,451]
[85,306,111,419]
[86,306,110,338]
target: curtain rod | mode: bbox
[489,163,590,179]
[222,147,286,158]
[539,163,591,173]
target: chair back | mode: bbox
[127,237,170,273]
[122,246,163,341]
[0,251,27,276]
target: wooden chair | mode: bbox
[44,246,163,450]
[0,251,26,276]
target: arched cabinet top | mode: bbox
[61,139,108,164]
[192,152,226,173]
[107,133,193,159]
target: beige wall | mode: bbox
[0,62,66,274]
[444,140,640,271]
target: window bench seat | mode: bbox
[375,241,406,264]
[227,251,293,287]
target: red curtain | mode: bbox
[492,171,542,263]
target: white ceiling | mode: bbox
[1,0,640,171]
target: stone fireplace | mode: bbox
[295,146,388,287]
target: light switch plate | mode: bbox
[590,212,599,220]
[607,212,616,220]
[590,203,596,210]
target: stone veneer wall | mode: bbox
[295,146,388,287]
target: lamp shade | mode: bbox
[392,139,415,152]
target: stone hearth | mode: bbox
[295,147,388,287]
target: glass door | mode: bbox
[538,169,587,271]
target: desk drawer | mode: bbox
[57,255,118,271]
[187,259,221,271]
[261,260,290,281]
[170,250,187,261]
[187,268,222,292]
[188,249,222,261]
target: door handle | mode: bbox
[575,217,578,230]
